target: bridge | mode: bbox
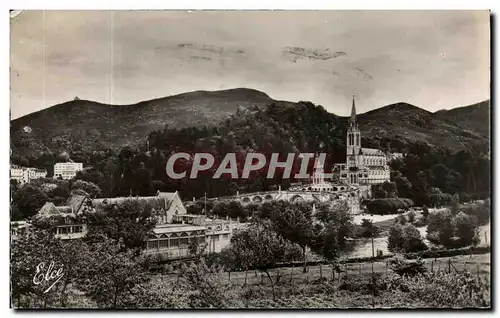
[208,184,361,213]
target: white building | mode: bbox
[333,96,391,198]
[10,165,47,184]
[53,162,83,180]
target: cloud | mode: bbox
[282,47,347,62]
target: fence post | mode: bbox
[476,263,480,278]
[245,269,248,285]
[345,263,348,280]
[448,259,451,273]
[484,231,488,246]
[319,264,323,279]
[290,266,294,284]
[431,261,434,273]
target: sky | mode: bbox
[10,10,490,119]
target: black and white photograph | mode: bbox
[8,9,491,309]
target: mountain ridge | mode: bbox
[10,88,490,161]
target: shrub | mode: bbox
[388,255,427,277]
[407,211,416,223]
[388,223,428,253]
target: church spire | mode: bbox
[350,94,357,127]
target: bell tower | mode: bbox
[346,94,361,170]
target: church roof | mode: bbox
[361,148,385,155]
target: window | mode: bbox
[213,236,219,242]
[158,239,168,249]
[74,226,82,233]
[179,238,188,247]
[223,234,229,240]
[169,238,179,247]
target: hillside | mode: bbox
[11,88,293,157]
[434,100,490,138]
[357,102,488,151]
[10,89,489,161]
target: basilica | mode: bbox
[333,95,391,198]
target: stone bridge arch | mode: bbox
[252,196,263,203]
[290,194,304,203]
[264,194,274,201]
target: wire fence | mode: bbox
[226,254,491,287]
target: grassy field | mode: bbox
[153,253,490,308]
[157,253,490,287]
[220,253,490,287]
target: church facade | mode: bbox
[333,96,391,198]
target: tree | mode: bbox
[407,211,416,224]
[12,184,49,220]
[76,237,151,308]
[71,180,101,198]
[186,202,203,215]
[426,209,454,247]
[358,218,380,238]
[401,224,428,252]
[454,212,479,247]
[212,201,229,218]
[388,223,427,253]
[180,258,241,308]
[84,199,157,253]
[268,201,315,273]
[451,193,461,215]
[222,220,290,301]
[10,228,62,308]
[422,206,429,220]
[382,181,398,198]
[388,224,405,252]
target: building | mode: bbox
[32,194,91,240]
[53,162,83,180]
[333,95,391,198]
[387,152,405,162]
[11,190,243,261]
[10,165,47,184]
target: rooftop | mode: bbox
[153,224,206,234]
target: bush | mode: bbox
[463,199,490,226]
[407,211,416,223]
[388,255,427,277]
[366,198,414,215]
[388,223,428,253]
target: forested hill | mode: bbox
[434,100,490,138]
[10,88,489,164]
[10,88,293,159]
